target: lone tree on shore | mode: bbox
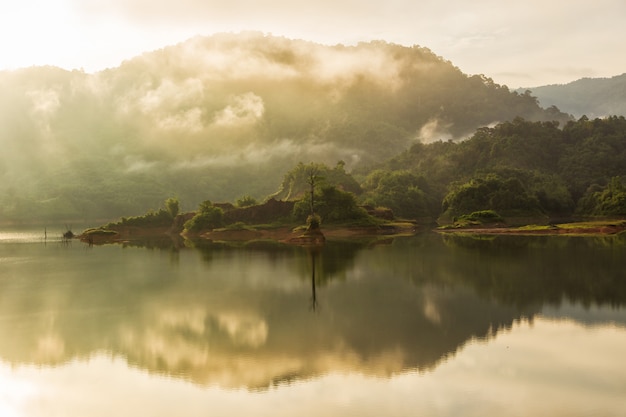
[306,165,322,216]
[305,165,324,232]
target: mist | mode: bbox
[0,33,569,223]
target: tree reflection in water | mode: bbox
[308,247,319,312]
[0,233,625,390]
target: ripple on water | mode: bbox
[0,231,61,244]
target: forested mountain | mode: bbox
[0,32,570,223]
[520,73,626,118]
[361,116,626,221]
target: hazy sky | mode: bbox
[1,0,625,87]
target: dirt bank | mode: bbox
[436,221,626,236]
[202,223,417,242]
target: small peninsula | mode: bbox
[79,196,418,246]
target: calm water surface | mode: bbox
[1,229,625,417]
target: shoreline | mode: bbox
[78,222,419,245]
[77,219,626,245]
[435,220,626,236]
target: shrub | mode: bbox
[165,197,180,218]
[235,195,258,208]
[294,185,368,223]
[108,208,173,228]
[361,170,433,219]
[458,210,504,224]
[443,174,541,218]
[184,201,224,232]
[306,214,321,230]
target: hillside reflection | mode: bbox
[0,233,625,389]
[439,233,626,308]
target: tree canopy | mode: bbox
[364,116,626,220]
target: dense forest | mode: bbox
[358,116,626,222]
[0,32,574,224]
[262,116,626,225]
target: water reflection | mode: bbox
[440,233,626,308]
[0,232,625,391]
[307,247,320,311]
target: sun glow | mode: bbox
[1,0,625,86]
[0,365,38,417]
[1,318,626,417]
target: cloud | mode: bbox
[217,313,268,348]
[34,333,65,363]
[122,155,159,173]
[113,77,209,140]
[5,0,626,88]
[26,88,61,116]
[213,93,265,127]
[102,36,418,163]
[135,78,205,114]
[159,108,204,133]
[169,138,354,170]
[416,119,452,144]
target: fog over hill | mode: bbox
[0,32,570,223]
[520,73,626,118]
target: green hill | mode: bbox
[519,73,626,118]
[0,32,570,223]
[362,116,626,222]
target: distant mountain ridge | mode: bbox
[519,73,626,118]
[0,32,571,222]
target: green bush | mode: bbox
[458,210,504,223]
[236,195,258,208]
[577,177,626,215]
[361,170,433,219]
[108,208,173,228]
[184,201,224,232]
[165,197,180,217]
[442,174,542,218]
[306,214,321,230]
[293,185,368,223]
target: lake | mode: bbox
[1,229,625,417]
